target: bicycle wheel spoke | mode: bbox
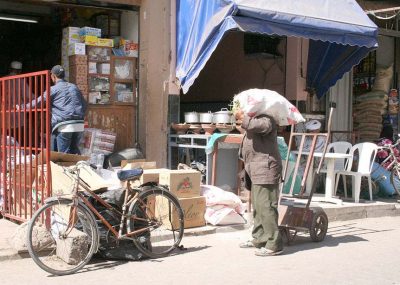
[27,200,98,275]
[391,167,400,196]
[127,187,184,258]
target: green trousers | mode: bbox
[251,184,283,251]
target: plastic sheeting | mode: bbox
[176,0,378,97]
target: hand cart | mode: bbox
[278,105,335,243]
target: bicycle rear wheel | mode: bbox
[390,167,400,196]
[27,199,99,275]
[127,187,184,258]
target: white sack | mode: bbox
[205,207,246,226]
[201,184,246,215]
[233,88,305,126]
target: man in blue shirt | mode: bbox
[21,65,87,154]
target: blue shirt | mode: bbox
[26,79,87,128]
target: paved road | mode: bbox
[1,216,400,285]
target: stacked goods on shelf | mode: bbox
[61,27,81,80]
[69,55,88,100]
[80,128,117,155]
[79,26,114,47]
[158,170,206,229]
[353,64,393,142]
[119,38,139,57]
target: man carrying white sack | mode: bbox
[235,108,284,256]
[232,88,305,256]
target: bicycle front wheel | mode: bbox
[390,167,400,196]
[127,187,184,258]
[27,199,99,276]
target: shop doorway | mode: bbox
[0,0,140,154]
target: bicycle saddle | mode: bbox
[117,168,144,181]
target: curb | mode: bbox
[1,200,399,261]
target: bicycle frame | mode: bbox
[377,139,400,172]
[60,165,157,241]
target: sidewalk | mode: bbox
[1,198,399,261]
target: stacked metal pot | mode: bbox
[184,108,235,124]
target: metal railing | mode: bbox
[0,71,51,222]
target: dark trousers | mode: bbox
[251,184,283,251]
[52,131,83,155]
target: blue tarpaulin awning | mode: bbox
[176,0,378,98]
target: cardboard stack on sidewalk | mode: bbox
[158,169,206,229]
[122,160,206,229]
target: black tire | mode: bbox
[127,187,184,258]
[390,167,400,196]
[309,209,328,242]
[27,199,99,275]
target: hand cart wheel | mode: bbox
[309,208,328,242]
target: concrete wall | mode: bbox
[377,35,395,68]
[182,32,286,102]
[285,37,308,101]
[138,0,171,167]
[181,33,312,104]
[121,11,139,42]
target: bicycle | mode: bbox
[26,161,184,275]
[375,138,400,196]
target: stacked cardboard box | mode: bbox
[158,169,206,229]
[69,55,88,100]
[61,27,80,81]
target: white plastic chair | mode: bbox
[334,142,378,203]
[322,141,353,172]
[320,141,352,195]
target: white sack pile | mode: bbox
[232,88,305,126]
[201,185,246,226]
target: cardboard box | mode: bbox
[97,38,114,47]
[159,170,201,198]
[35,152,112,194]
[117,91,134,103]
[70,64,88,77]
[139,168,169,184]
[69,55,88,66]
[10,152,89,204]
[122,160,157,169]
[125,42,139,57]
[99,63,110,75]
[80,35,99,46]
[10,165,36,214]
[69,75,87,86]
[79,26,101,37]
[68,43,86,55]
[88,62,97,74]
[62,27,80,44]
[156,196,206,229]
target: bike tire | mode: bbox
[27,199,99,276]
[390,167,400,196]
[127,187,184,258]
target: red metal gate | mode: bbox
[0,71,52,222]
